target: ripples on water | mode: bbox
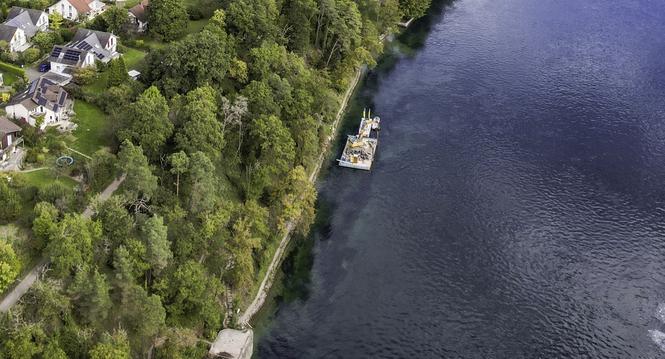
[257,0,665,357]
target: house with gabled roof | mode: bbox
[5,7,49,40]
[49,28,118,75]
[48,0,106,22]
[5,78,73,130]
[0,24,27,53]
[0,117,22,164]
[128,0,149,33]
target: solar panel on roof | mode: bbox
[96,53,104,59]
[76,42,92,51]
[57,93,66,106]
[51,47,62,57]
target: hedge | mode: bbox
[0,61,26,80]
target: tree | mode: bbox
[399,0,431,19]
[148,0,188,41]
[225,204,264,291]
[86,150,117,192]
[89,330,131,359]
[117,140,159,201]
[32,202,59,244]
[45,214,102,277]
[0,180,21,221]
[246,115,296,199]
[96,195,133,250]
[185,152,218,215]
[159,260,222,329]
[281,0,317,54]
[118,284,166,351]
[42,341,68,359]
[175,86,225,158]
[0,239,19,292]
[107,56,128,88]
[274,166,316,235]
[101,6,129,35]
[3,324,46,359]
[140,215,172,274]
[68,267,112,329]
[226,0,279,48]
[49,12,63,30]
[118,86,173,159]
[31,32,62,55]
[169,151,188,196]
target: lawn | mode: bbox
[122,47,146,70]
[18,168,78,189]
[1,71,19,85]
[71,101,112,156]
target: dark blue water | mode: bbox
[257,0,665,357]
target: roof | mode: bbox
[65,0,93,14]
[128,0,149,22]
[209,329,252,359]
[0,117,21,135]
[0,24,18,42]
[5,7,46,38]
[50,29,117,66]
[128,70,141,77]
[8,78,69,113]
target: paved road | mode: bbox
[0,174,126,312]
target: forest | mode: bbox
[0,0,432,357]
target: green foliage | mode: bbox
[0,239,19,292]
[175,86,224,158]
[89,330,131,359]
[85,150,117,192]
[31,31,62,55]
[117,140,158,200]
[148,0,189,41]
[399,0,431,19]
[140,215,172,273]
[68,266,112,328]
[45,214,102,277]
[0,180,21,221]
[117,86,172,159]
[226,0,280,48]
[107,57,128,88]
[246,115,296,199]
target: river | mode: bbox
[255,0,665,357]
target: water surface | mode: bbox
[257,0,665,357]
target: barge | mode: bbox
[337,109,381,170]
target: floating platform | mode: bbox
[338,110,381,171]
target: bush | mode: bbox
[0,239,19,293]
[73,67,97,85]
[20,48,41,64]
[0,60,25,78]
[0,181,21,221]
[38,182,73,210]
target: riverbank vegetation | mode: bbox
[0,0,432,357]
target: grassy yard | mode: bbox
[1,71,19,85]
[71,101,112,156]
[18,169,79,189]
[122,47,146,69]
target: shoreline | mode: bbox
[238,64,366,326]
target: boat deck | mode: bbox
[338,112,381,171]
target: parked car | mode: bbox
[39,63,50,72]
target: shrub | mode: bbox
[0,239,19,293]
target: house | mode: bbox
[5,78,73,130]
[0,24,27,53]
[4,7,49,41]
[0,117,21,163]
[48,0,106,22]
[49,29,118,75]
[128,0,149,33]
[128,70,140,80]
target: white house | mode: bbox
[5,7,49,40]
[0,24,27,53]
[48,0,106,22]
[5,78,73,130]
[49,29,118,75]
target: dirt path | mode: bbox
[0,174,126,312]
[238,67,365,326]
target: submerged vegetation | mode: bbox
[0,0,432,356]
